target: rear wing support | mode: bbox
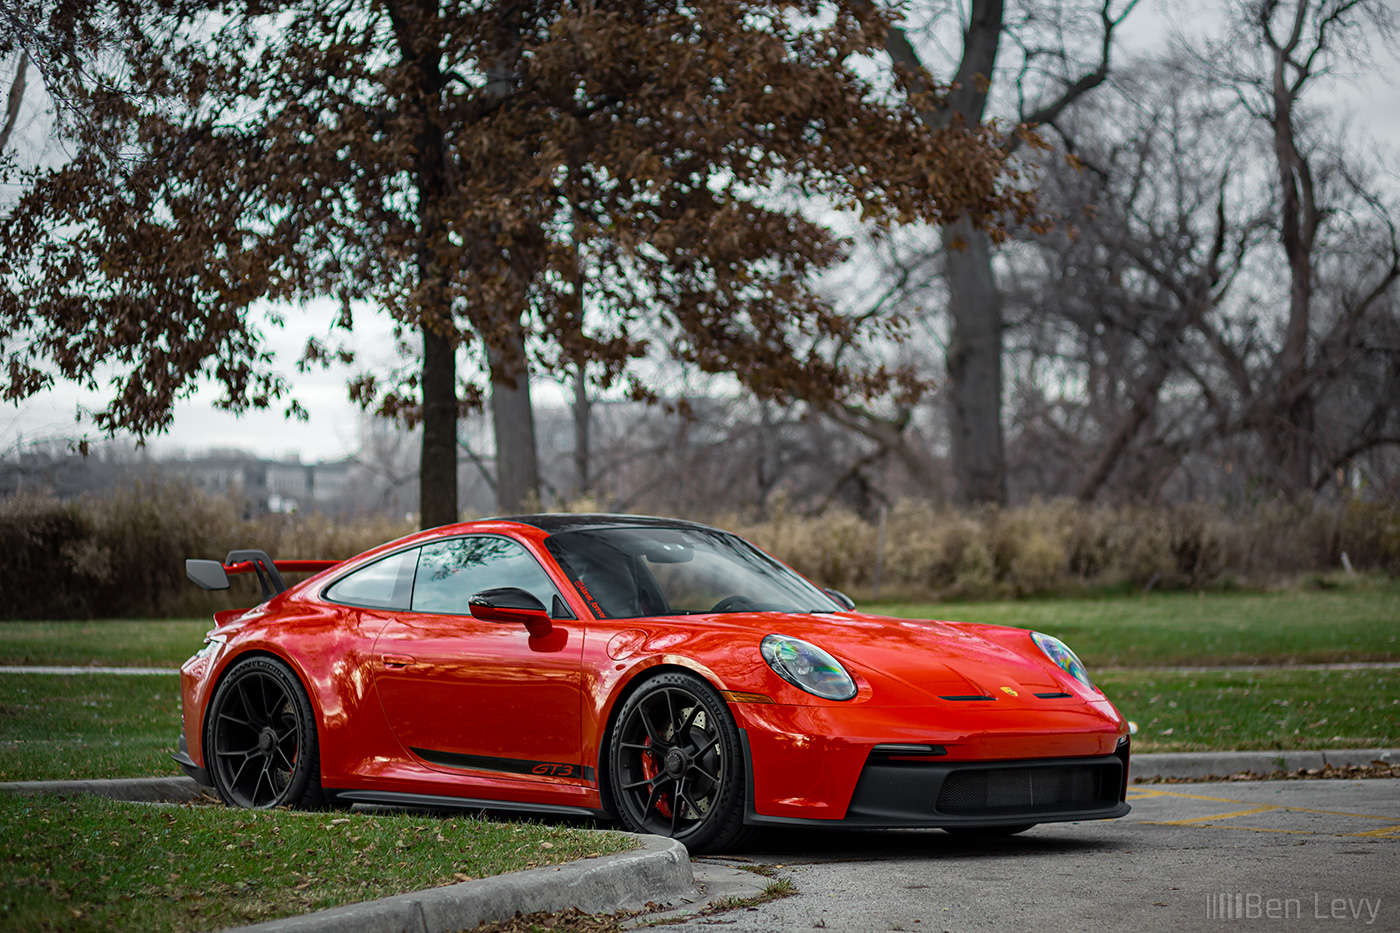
[185,551,340,601]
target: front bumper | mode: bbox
[734,697,1130,820]
[744,741,1131,829]
[172,731,211,787]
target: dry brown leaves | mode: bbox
[1134,761,1400,784]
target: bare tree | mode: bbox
[1189,0,1400,493]
[872,0,1140,504]
[1005,30,1400,502]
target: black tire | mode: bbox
[204,655,326,810]
[943,823,1035,838]
[608,671,754,853]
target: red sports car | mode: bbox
[178,514,1130,852]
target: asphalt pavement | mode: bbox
[663,779,1400,932]
[4,754,1399,932]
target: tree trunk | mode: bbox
[941,1,1005,505]
[572,364,590,497]
[883,0,1129,504]
[943,217,1006,503]
[489,325,540,513]
[1261,0,1324,492]
[420,324,459,527]
[1,51,27,155]
[480,22,540,514]
[388,0,458,529]
[892,0,1005,504]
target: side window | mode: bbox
[411,536,564,616]
[324,548,418,610]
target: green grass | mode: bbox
[0,620,209,669]
[0,674,179,782]
[0,794,632,933]
[869,580,1400,667]
[3,583,1398,786]
[1099,668,1400,753]
[5,581,1399,672]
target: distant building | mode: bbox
[167,453,355,515]
[0,441,362,516]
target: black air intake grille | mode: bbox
[936,764,1104,814]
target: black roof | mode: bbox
[494,513,719,535]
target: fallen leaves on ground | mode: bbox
[1134,761,1400,784]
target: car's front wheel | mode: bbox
[204,655,326,810]
[608,671,753,853]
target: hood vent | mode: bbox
[940,694,995,701]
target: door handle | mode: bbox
[381,654,415,669]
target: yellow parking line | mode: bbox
[1131,789,1400,826]
[1348,825,1400,837]
[1150,805,1280,825]
[1128,788,1250,804]
[1272,806,1400,821]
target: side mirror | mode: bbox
[469,587,553,637]
[187,559,230,591]
[824,588,855,611]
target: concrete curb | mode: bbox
[1131,747,1399,780]
[0,665,178,675]
[0,775,210,802]
[221,834,692,933]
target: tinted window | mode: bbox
[544,526,838,619]
[411,536,562,615]
[324,548,418,610]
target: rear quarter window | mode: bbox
[323,548,418,610]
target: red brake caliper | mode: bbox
[639,737,673,818]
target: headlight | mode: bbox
[760,634,857,701]
[1031,632,1094,690]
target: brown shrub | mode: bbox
[1,484,1395,619]
[0,481,415,620]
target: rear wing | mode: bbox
[186,550,341,601]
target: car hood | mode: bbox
[734,611,1076,707]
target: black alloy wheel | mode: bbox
[205,656,325,810]
[609,671,753,853]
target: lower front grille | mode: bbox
[936,764,1103,814]
[844,753,1126,824]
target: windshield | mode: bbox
[543,526,840,619]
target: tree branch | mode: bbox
[0,51,27,155]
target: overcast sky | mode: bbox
[3,0,1398,465]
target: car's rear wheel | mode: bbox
[609,671,753,853]
[205,656,325,810]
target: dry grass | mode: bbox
[2,483,1397,618]
[0,482,413,619]
[730,497,1400,602]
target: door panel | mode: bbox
[371,536,585,779]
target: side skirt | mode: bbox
[330,788,608,820]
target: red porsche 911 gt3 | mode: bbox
[178,514,1130,852]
